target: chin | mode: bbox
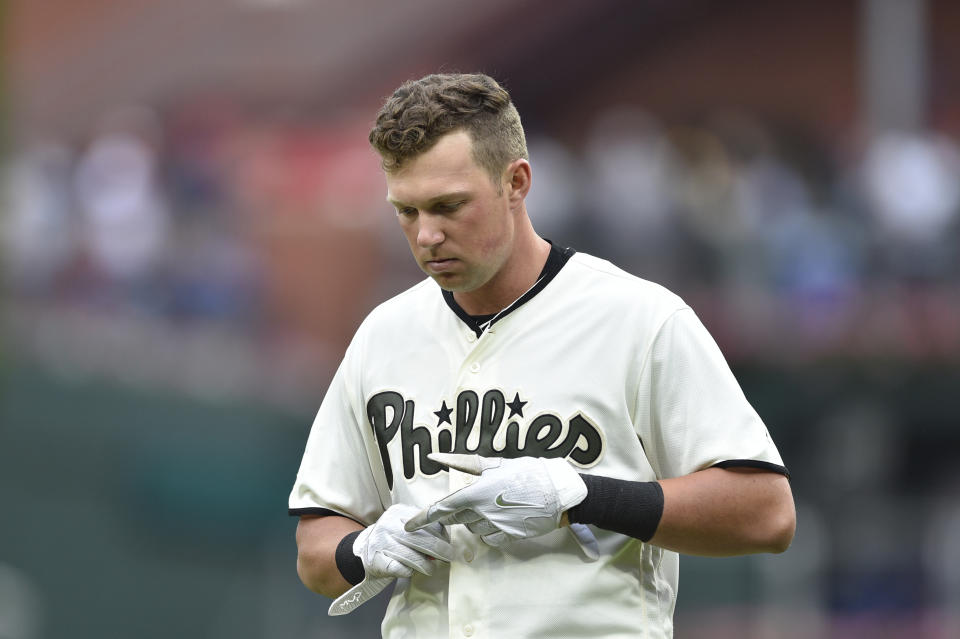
[432,277,465,292]
[429,273,480,293]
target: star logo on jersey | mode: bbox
[506,393,527,418]
[433,401,453,427]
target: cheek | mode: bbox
[479,213,513,254]
[476,232,507,258]
[471,204,512,246]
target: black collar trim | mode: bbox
[443,242,575,337]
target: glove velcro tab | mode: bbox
[542,457,589,516]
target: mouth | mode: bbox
[424,257,458,273]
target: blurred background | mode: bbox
[1,0,959,637]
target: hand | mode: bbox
[328,504,452,616]
[405,453,588,546]
[354,503,452,578]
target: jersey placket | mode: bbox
[445,324,498,639]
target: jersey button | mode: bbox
[470,362,481,373]
[463,624,474,637]
[463,549,475,563]
[466,332,477,343]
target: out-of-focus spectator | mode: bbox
[584,107,679,278]
[860,130,960,279]
[74,106,170,295]
[165,220,261,323]
[2,141,75,295]
[163,99,242,221]
[524,136,581,242]
[760,204,864,337]
[862,131,960,242]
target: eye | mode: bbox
[434,201,465,213]
[396,206,418,217]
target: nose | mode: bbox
[416,213,444,248]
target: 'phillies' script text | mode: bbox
[367,389,605,488]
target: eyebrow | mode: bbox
[386,191,471,208]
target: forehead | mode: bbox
[385,131,488,204]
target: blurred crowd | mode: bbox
[526,107,960,363]
[3,99,960,405]
[3,102,385,328]
[1,101,389,407]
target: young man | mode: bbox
[289,73,795,638]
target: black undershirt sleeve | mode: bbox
[567,474,665,542]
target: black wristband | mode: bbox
[335,530,365,585]
[567,474,664,542]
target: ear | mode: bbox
[504,159,531,206]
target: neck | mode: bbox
[453,226,551,316]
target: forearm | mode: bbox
[567,467,795,556]
[295,514,364,598]
[653,467,794,555]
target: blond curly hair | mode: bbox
[369,73,528,188]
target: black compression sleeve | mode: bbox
[335,530,365,585]
[567,474,664,542]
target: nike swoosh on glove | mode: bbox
[329,503,452,616]
[404,453,588,547]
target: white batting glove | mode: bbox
[328,504,452,616]
[355,503,452,578]
[405,453,588,547]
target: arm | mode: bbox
[564,466,795,556]
[648,467,794,555]
[630,307,795,555]
[295,514,363,598]
[408,455,795,556]
[296,505,454,616]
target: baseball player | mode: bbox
[289,73,795,638]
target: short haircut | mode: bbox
[369,73,528,187]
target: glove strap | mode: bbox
[328,576,393,616]
[543,458,589,512]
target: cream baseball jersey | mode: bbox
[289,245,787,639]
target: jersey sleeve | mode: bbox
[287,330,388,525]
[638,307,788,480]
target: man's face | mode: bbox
[385,130,516,294]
